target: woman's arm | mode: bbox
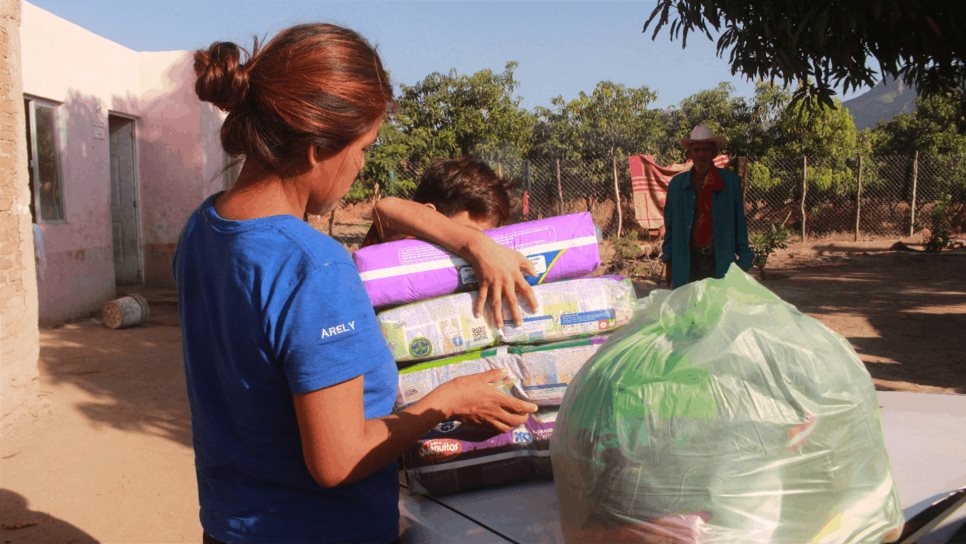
[294,369,537,487]
[369,197,538,327]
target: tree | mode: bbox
[568,83,658,193]
[874,92,966,156]
[355,120,418,201]
[394,62,535,173]
[643,1,966,108]
[571,81,660,159]
[665,82,751,161]
[874,92,966,203]
[774,97,858,164]
[522,82,664,230]
[771,95,859,194]
[744,82,792,160]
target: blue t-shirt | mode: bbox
[173,194,399,543]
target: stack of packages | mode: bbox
[353,212,637,495]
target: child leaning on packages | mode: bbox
[359,155,538,327]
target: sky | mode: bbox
[28,0,861,111]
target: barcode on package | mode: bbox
[472,326,488,343]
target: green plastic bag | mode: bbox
[551,265,903,543]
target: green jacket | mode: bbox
[661,167,753,288]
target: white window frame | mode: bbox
[24,96,66,224]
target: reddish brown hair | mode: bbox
[193,24,393,174]
[412,156,514,226]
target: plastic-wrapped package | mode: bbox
[404,409,558,496]
[498,277,635,345]
[378,277,634,363]
[396,346,515,408]
[355,212,601,308]
[395,336,610,410]
[512,337,609,405]
[378,291,496,363]
[551,266,904,544]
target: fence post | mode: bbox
[801,155,808,242]
[556,157,563,216]
[738,156,748,202]
[909,150,919,236]
[611,148,623,239]
[854,156,863,242]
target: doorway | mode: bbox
[108,115,142,285]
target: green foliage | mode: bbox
[354,121,418,202]
[774,96,858,161]
[643,1,966,109]
[395,62,536,172]
[806,165,854,195]
[745,82,792,159]
[606,231,660,279]
[750,223,791,279]
[667,82,752,160]
[873,93,966,203]
[925,194,953,253]
[528,81,661,204]
[339,50,960,211]
[875,93,966,156]
[745,162,781,190]
[762,94,860,197]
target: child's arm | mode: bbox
[368,197,538,327]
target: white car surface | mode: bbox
[399,392,966,544]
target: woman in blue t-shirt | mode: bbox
[176,23,538,544]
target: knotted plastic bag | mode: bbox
[551,265,903,543]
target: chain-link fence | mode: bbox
[370,151,965,241]
[744,153,966,239]
[376,151,640,239]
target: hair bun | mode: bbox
[193,42,250,112]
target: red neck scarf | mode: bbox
[691,167,723,248]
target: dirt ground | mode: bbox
[2,211,964,543]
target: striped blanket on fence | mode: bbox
[628,154,729,231]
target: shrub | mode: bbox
[925,194,953,253]
[750,223,791,279]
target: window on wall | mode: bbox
[24,97,65,223]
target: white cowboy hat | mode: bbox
[679,124,726,150]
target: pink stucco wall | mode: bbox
[138,52,227,288]
[21,2,227,322]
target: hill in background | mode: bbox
[843,77,918,130]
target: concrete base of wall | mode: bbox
[37,245,115,326]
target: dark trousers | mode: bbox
[689,246,716,283]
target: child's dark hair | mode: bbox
[411,156,514,226]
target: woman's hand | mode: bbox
[432,369,537,432]
[464,235,539,328]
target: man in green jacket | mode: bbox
[661,125,753,288]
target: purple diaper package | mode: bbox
[404,409,558,496]
[354,212,601,308]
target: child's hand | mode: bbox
[465,236,539,328]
